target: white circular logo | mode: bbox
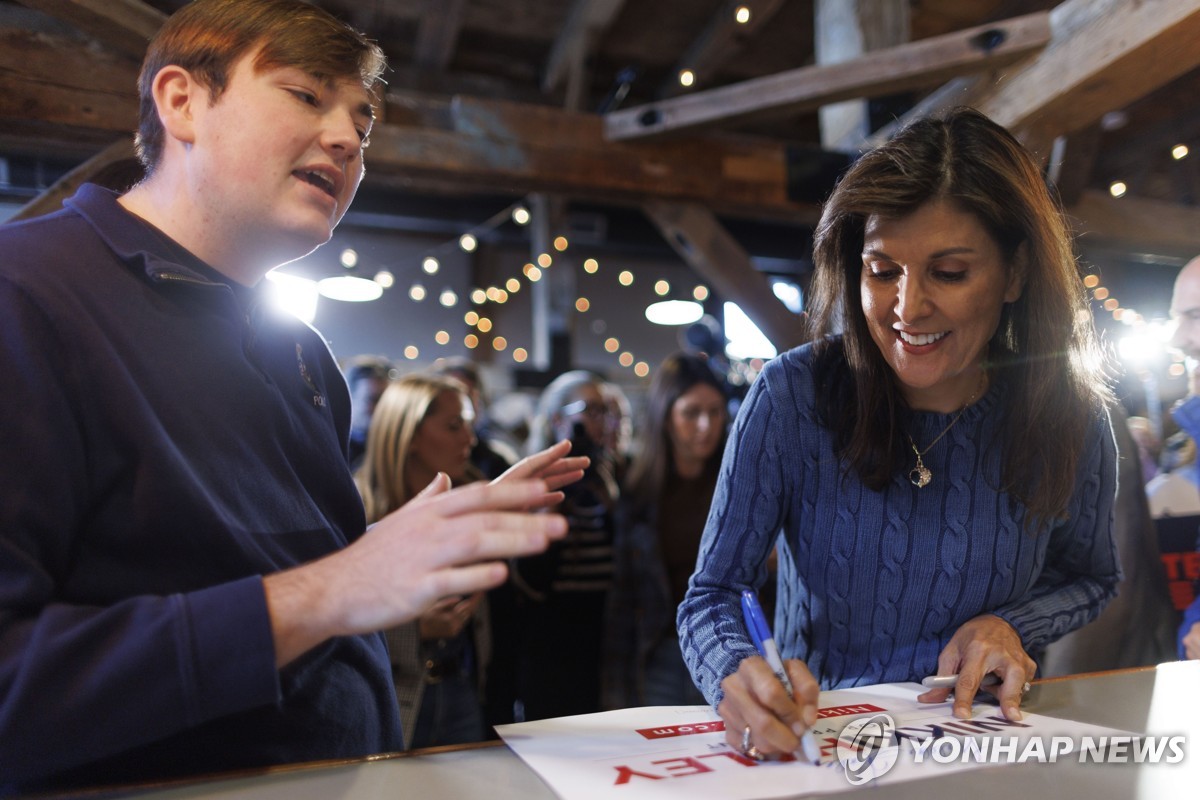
[836,713,900,785]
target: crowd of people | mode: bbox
[2,0,1199,792]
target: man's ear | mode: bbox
[152,65,203,148]
[1005,241,1028,303]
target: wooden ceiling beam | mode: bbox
[8,137,138,222]
[0,29,141,133]
[412,0,469,72]
[603,11,1051,142]
[972,0,1200,148]
[1067,189,1200,257]
[815,0,909,151]
[642,200,808,351]
[542,0,626,93]
[11,0,164,62]
[659,0,787,99]
[369,95,811,220]
[0,36,809,220]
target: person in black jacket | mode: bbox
[0,0,579,791]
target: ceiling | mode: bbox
[2,0,1200,341]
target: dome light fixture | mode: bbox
[645,299,704,326]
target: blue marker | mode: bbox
[741,590,821,764]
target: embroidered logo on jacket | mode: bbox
[296,344,326,407]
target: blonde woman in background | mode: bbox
[356,374,587,747]
[356,373,490,748]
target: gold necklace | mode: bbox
[907,374,986,488]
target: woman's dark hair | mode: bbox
[624,352,728,514]
[807,107,1110,528]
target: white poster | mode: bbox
[497,683,1168,800]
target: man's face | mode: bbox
[1170,261,1200,362]
[188,49,375,262]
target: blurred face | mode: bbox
[349,375,387,435]
[1170,259,1200,363]
[408,390,476,483]
[860,199,1023,412]
[556,383,608,448]
[667,383,726,470]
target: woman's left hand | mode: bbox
[491,439,588,509]
[917,613,1036,721]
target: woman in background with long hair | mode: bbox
[604,353,728,708]
[356,373,489,748]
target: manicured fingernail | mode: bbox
[954,707,972,720]
[1006,706,1023,721]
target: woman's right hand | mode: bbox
[418,592,482,640]
[717,655,820,759]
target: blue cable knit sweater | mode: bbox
[678,341,1120,705]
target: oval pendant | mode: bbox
[909,465,931,488]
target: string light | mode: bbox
[340,248,358,268]
[735,6,751,24]
[634,361,650,377]
[618,270,634,286]
[512,206,531,225]
[1173,144,1189,160]
[404,345,419,360]
[477,318,493,333]
[459,233,478,252]
[679,69,695,87]
[525,266,543,282]
[584,258,599,274]
[605,337,620,353]
[374,270,394,288]
[409,284,426,302]
[464,334,479,349]
[537,253,553,268]
[1109,181,1127,198]
[439,289,458,307]
[506,278,521,293]
[435,331,450,345]
[470,289,487,304]
[493,337,508,351]
[422,257,440,275]
[654,280,670,296]
[693,285,710,301]
[512,348,528,363]
[575,298,590,312]
[554,236,569,252]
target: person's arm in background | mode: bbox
[1179,595,1200,659]
[1170,381,1200,659]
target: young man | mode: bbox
[0,0,575,791]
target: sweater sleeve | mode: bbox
[0,276,280,784]
[677,361,793,707]
[991,408,1122,652]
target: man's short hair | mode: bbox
[343,356,393,388]
[135,0,387,174]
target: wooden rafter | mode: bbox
[642,201,807,352]
[369,95,812,220]
[604,11,1052,141]
[11,0,164,61]
[9,137,138,222]
[1067,190,1200,257]
[973,0,1200,150]
[413,0,469,72]
[542,0,626,93]
[659,0,787,98]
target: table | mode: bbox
[49,661,1200,799]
